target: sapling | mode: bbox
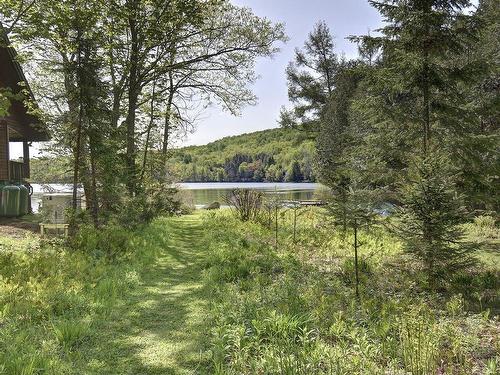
[327,184,377,298]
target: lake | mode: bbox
[30,182,321,211]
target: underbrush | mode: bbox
[464,216,499,240]
[202,209,500,374]
[0,218,168,374]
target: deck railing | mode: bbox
[9,160,25,182]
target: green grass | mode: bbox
[201,209,500,374]
[0,214,210,374]
[463,215,500,267]
[79,215,209,374]
[1,210,498,374]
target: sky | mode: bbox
[180,0,383,146]
[12,0,383,158]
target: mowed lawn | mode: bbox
[80,215,210,374]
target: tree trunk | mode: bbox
[89,141,99,227]
[72,102,83,211]
[140,73,158,181]
[125,0,140,195]
[161,72,175,172]
[422,1,431,155]
[72,29,83,212]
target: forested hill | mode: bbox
[29,128,317,184]
[167,128,317,182]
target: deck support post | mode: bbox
[23,141,32,213]
[0,120,9,181]
[22,141,30,179]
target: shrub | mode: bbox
[115,183,182,228]
[225,189,263,222]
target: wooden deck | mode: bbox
[280,199,327,207]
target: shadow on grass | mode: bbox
[80,215,211,375]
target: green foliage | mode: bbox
[53,320,90,349]
[0,88,13,117]
[29,156,73,183]
[0,217,165,373]
[399,311,440,375]
[465,215,499,240]
[310,1,497,286]
[201,210,499,374]
[395,154,477,284]
[280,21,338,131]
[70,224,131,259]
[225,188,263,222]
[1,0,287,219]
[110,184,182,229]
[345,0,498,210]
[165,127,317,182]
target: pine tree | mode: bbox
[280,21,339,131]
[316,61,365,229]
[352,0,482,281]
[454,0,500,212]
[397,152,477,285]
[354,0,481,155]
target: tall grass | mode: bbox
[201,209,500,374]
[0,218,167,374]
[53,320,90,349]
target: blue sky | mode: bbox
[181,0,382,146]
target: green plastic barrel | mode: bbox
[2,185,20,217]
[19,184,29,216]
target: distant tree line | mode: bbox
[166,128,317,183]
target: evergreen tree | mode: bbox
[280,21,339,131]
[454,0,500,211]
[396,153,477,285]
[316,61,366,228]
[354,0,481,156]
[352,0,482,280]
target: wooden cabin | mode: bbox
[0,25,49,209]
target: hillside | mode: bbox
[28,128,316,183]
[167,127,317,182]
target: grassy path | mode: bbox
[84,215,208,374]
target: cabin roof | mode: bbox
[0,24,49,142]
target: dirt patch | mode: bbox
[0,218,40,238]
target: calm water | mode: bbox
[179,182,319,208]
[30,182,320,211]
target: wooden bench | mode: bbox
[40,223,69,237]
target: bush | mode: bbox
[225,188,263,222]
[115,183,182,228]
